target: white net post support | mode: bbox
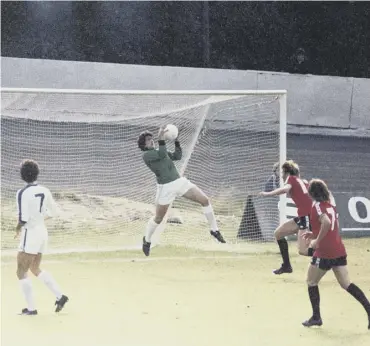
[1,88,287,254]
[279,93,287,226]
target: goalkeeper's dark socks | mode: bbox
[308,286,321,321]
[277,238,291,268]
[347,283,370,315]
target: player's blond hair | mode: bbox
[281,160,299,176]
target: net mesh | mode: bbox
[1,91,284,253]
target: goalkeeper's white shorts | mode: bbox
[156,177,195,205]
[18,227,48,255]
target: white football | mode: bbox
[164,124,178,141]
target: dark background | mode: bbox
[2,1,369,77]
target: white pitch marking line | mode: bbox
[1,255,252,266]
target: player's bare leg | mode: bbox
[302,264,327,327]
[142,204,170,256]
[17,252,37,315]
[182,186,226,243]
[297,229,312,256]
[273,220,299,274]
[333,265,370,329]
[30,253,69,312]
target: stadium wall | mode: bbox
[238,194,370,240]
[1,57,370,137]
[1,57,369,238]
[286,194,370,237]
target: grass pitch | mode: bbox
[1,238,370,346]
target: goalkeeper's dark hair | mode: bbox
[138,131,153,151]
[308,179,330,202]
[281,160,300,176]
[20,159,39,183]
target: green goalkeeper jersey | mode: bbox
[143,140,182,184]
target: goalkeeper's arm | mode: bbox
[157,140,169,159]
[158,126,181,161]
[167,140,182,161]
[147,139,181,161]
[143,139,172,162]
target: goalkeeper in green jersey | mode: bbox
[137,126,226,256]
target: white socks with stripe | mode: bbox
[38,271,62,300]
[145,218,159,243]
[203,204,218,231]
[19,277,36,311]
[145,205,217,242]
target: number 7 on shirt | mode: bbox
[297,178,308,194]
[35,193,45,213]
[326,207,336,231]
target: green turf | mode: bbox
[2,238,370,346]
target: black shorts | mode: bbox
[294,216,310,230]
[311,256,347,271]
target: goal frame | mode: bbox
[1,88,287,239]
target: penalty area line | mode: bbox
[1,255,252,266]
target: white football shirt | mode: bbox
[16,183,58,231]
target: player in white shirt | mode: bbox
[15,160,68,315]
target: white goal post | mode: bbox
[1,88,287,253]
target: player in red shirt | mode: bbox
[302,179,370,329]
[260,160,313,275]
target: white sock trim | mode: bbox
[149,217,159,226]
[20,277,36,311]
[202,204,218,231]
[145,217,159,243]
[202,204,213,214]
[38,271,63,300]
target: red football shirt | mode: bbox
[310,201,346,259]
[286,176,312,216]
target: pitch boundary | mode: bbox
[1,254,253,266]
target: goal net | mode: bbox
[1,89,287,254]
